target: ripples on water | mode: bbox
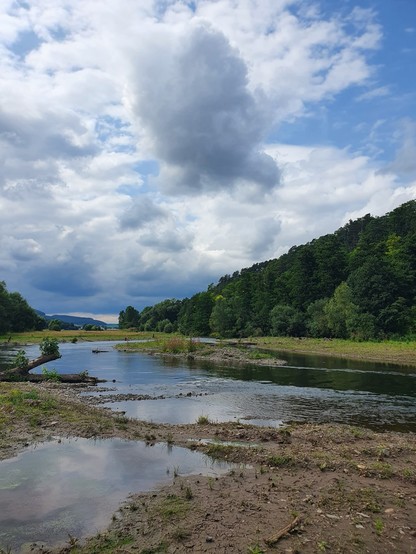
[1,340,415,431]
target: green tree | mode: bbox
[119,305,140,329]
[270,304,305,337]
[48,319,62,331]
[306,299,330,337]
[324,282,358,338]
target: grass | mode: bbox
[0,385,57,429]
[157,494,190,520]
[70,532,134,553]
[251,336,416,367]
[196,414,210,425]
[0,330,173,345]
[374,518,384,535]
[116,336,205,354]
[267,454,294,467]
[0,382,133,446]
[204,443,237,460]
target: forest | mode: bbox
[0,281,45,334]
[119,200,416,340]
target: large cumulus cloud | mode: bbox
[129,24,280,194]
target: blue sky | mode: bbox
[0,0,415,323]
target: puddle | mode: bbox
[0,437,232,552]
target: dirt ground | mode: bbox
[1,381,416,554]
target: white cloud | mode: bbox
[0,0,413,318]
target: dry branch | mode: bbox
[265,515,301,546]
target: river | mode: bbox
[1,340,415,432]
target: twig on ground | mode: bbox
[265,515,301,546]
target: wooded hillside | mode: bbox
[120,200,416,339]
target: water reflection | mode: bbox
[0,437,231,552]
[2,341,416,431]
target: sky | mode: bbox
[1,0,415,324]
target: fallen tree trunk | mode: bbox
[23,373,105,384]
[0,353,61,379]
[0,353,105,384]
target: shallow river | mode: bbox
[2,340,416,432]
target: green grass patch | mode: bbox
[251,337,416,368]
[267,454,294,467]
[204,443,238,460]
[0,385,58,429]
[157,494,190,520]
[71,532,134,553]
[245,349,274,360]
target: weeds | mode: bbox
[41,366,60,382]
[196,414,210,425]
[171,527,191,541]
[268,454,293,467]
[12,350,29,369]
[248,545,265,554]
[374,518,384,535]
[157,495,189,520]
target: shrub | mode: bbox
[40,337,60,357]
[13,350,29,369]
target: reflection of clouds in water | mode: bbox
[108,396,242,424]
[0,438,232,550]
[108,386,416,431]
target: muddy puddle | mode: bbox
[0,437,232,552]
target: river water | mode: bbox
[2,340,415,432]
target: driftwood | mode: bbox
[23,373,105,384]
[265,515,301,546]
[1,353,61,378]
[0,353,104,384]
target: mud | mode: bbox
[1,381,415,553]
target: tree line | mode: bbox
[0,281,45,334]
[0,283,104,334]
[120,200,416,340]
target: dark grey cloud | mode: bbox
[119,197,168,230]
[28,259,100,297]
[132,25,280,194]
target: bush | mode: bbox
[41,366,60,381]
[40,337,60,357]
[13,349,29,369]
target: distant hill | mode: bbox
[36,311,108,328]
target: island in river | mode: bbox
[0,333,415,553]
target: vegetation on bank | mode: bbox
[2,330,416,368]
[119,201,416,341]
[0,329,165,344]
[115,334,416,368]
